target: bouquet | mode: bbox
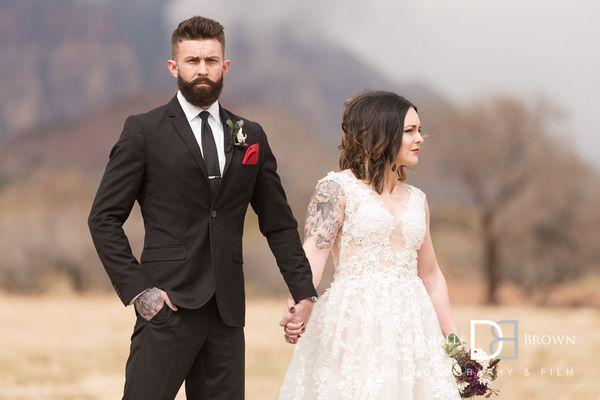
[443,333,500,398]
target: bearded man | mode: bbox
[88,15,317,400]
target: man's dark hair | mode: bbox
[171,16,225,58]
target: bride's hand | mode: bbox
[284,321,305,344]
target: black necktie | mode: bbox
[199,111,221,195]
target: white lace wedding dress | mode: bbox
[279,171,461,400]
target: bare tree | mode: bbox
[449,98,536,303]
[426,96,597,305]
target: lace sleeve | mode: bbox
[303,177,346,249]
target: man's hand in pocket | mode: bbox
[134,287,178,321]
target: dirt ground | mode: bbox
[0,295,597,399]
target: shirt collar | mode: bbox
[176,90,222,127]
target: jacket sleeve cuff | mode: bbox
[118,276,152,307]
[128,288,151,306]
[291,285,318,304]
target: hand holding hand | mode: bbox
[134,287,178,321]
[279,297,314,344]
[279,297,302,344]
[292,298,315,326]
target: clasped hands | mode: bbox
[278,297,314,345]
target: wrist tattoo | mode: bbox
[134,287,164,320]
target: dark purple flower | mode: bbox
[463,363,482,387]
[474,383,488,396]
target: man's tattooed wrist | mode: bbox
[134,287,164,320]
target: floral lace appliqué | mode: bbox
[280,171,461,400]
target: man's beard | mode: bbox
[178,74,224,107]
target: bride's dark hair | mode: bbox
[339,90,417,194]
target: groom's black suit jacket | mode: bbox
[88,95,317,327]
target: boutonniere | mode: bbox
[226,119,248,148]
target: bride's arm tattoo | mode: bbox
[134,287,164,320]
[304,180,344,249]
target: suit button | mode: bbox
[211,210,217,218]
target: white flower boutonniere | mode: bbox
[226,119,248,148]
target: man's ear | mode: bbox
[223,59,231,76]
[167,59,178,78]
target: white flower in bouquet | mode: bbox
[477,369,493,385]
[471,347,490,367]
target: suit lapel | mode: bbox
[220,106,234,178]
[212,106,235,202]
[167,96,209,186]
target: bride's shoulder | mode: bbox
[406,183,426,200]
[313,171,351,203]
[317,169,353,185]
[407,183,424,194]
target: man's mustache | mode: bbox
[190,77,217,87]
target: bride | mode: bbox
[278,91,461,399]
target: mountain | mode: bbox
[0,0,446,145]
[0,0,170,140]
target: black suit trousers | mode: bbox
[123,295,244,400]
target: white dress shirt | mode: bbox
[176,90,226,175]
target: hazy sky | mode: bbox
[168,0,599,167]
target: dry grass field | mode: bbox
[0,294,598,399]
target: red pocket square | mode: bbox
[242,143,259,166]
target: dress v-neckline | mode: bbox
[341,171,413,222]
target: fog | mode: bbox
[168,0,600,166]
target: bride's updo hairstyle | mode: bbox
[339,90,417,194]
